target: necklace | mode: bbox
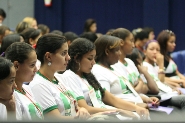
[37,71,78,112]
[15,87,43,119]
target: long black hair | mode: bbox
[126,48,141,67]
[67,38,105,97]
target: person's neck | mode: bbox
[75,70,83,78]
[119,51,126,64]
[98,59,112,70]
[39,64,55,81]
[15,78,23,93]
[144,58,154,66]
[135,41,143,50]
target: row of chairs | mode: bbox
[171,50,185,75]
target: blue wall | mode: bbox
[34,0,185,51]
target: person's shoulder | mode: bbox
[125,58,134,64]
[92,64,106,73]
[143,61,150,66]
[29,73,49,88]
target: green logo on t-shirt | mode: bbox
[60,92,72,116]
[28,103,43,120]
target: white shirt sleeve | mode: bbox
[61,75,85,101]
[93,73,111,92]
[30,84,58,114]
[0,104,7,121]
[15,96,23,120]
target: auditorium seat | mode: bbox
[171,50,185,75]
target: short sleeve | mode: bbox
[0,104,7,120]
[61,76,85,101]
[93,73,111,92]
[30,84,58,114]
[15,95,23,120]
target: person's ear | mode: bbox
[74,54,80,63]
[29,38,35,45]
[105,49,110,56]
[45,52,52,62]
[120,40,125,46]
[13,61,20,71]
[67,40,71,46]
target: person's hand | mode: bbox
[0,96,16,111]
[146,97,160,108]
[135,106,149,120]
[75,107,90,120]
[172,88,182,95]
[137,65,148,74]
[117,109,138,119]
[154,53,164,65]
[136,103,148,109]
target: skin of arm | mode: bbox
[77,99,117,115]
[140,71,159,94]
[103,90,142,111]
[44,106,90,120]
[136,65,159,94]
[102,90,149,117]
[134,80,146,94]
[44,109,74,120]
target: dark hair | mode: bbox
[64,32,78,42]
[80,32,97,43]
[157,30,175,57]
[50,30,63,36]
[106,29,115,35]
[15,21,29,34]
[143,27,154,36]
[134,30,149,41]
[95,35,121,63]
[0,34,21,56]
[126,48,141,66]
[5,42,34,63]
[38,24,50,35]
[0,8,6,18]
[83,19,96,32]
[67,38,105,97]
[0,57,13,81]
[20,28,41,45]
[36,33,67,65]
[0,25,10,35]
[110,28,131,41]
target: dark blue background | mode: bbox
[34,0,185,51]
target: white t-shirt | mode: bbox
[92,64,143,103]
[111,59,140,86]
[14,84,43,120]
[58,70,112,108]
[143,61,173,94]
[29,72,77,116]
[165,59,179,79]
[0,103,7,120]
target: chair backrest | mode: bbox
[180,50,185,75]
[171,50,185,74]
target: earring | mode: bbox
[48,62,51,66]
[77,62,81,71]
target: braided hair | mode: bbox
[67,38,105,97]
